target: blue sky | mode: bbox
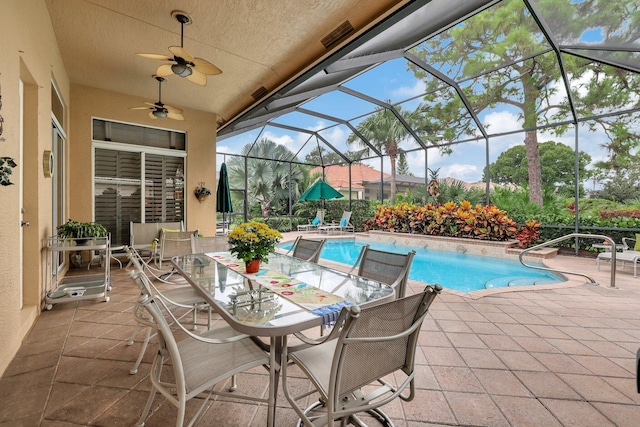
[217,5,634,189]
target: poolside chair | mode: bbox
[282,285,441,427]
[125,247,212,374]
[298,210,324,232]
[287,236,326,263]
[319,211,353,234]
[351,244,416,298]
[131,285,271,427]
[597,247,640,277]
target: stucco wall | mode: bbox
[0,0,70,374]
[0,0,217,376]
[69,84,218,235]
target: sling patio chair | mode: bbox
[298,209,325,232]
[287,235,327,263]
[191,234,229,253]
[125,246,212,374]
[318,211,354,234]
[350,244,416,299]
[282,285,441,427]
[131,281,272,427]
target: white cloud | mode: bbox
[483,110,523,134]
[391,79,424,99]
[441,163,481,182]
[262,130,295,146]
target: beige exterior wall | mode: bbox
[0,0,71,374]
[0,0,217,375]
[69,85,218,234]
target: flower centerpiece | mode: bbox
[227,221,283,273]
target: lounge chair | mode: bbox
[596,238,640,277]
[319,211,354,234]
[297,209,324,232]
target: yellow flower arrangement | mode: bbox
[227,221,283,263]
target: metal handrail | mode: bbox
[518,233,617,289]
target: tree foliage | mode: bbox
[227,139,306,217]
[486,141,591,193]
[409,0,640,206]
[346,102,415,204]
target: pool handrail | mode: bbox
[518,233,615,289]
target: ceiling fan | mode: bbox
[130,76,184,120]
[137,11,221,86]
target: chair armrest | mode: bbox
[623,237,636,251]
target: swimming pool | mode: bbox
[280,238,564,293]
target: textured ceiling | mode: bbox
[44,0,407,127]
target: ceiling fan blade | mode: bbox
[130,106,152,110]
[193,57,222,75]
[185,69,207,86]
[164,104,183,114]
[144,101,158,107]
[137,53,173,61]
[148,111,158,120]
[167,111,185,121]
[156,64,174,77]
[168,46,195,63]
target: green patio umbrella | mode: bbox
[299,179,344,201]
[216,163,233,233]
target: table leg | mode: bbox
[267,336,283,427]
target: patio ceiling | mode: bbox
[216,0,640,167]
[44,0,407,126]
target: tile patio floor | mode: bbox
[2,234,640,426]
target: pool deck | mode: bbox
[2,231,640,426]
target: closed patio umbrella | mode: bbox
[216,163,233,234]
[299,179,344,201]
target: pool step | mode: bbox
[485,276,560,289]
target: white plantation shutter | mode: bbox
[93,119,185,246]
[144,154,184,223]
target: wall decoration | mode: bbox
[43,150,54,178]
[0,157,17,186]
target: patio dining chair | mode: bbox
[125,246,212,374]
[351,244,416,298]
[288,236,327,263]
[192,235,229,253]
[282,284,441,427]
[131,282,272,427]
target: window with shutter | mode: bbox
[93,119,185,246]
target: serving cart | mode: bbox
[45,235,111,310]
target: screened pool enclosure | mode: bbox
[215,0,639,237]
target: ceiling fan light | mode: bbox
[171,63,192,77]
[152,109,168,119]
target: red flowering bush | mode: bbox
[515,219,541,248]
[371,201,518,241]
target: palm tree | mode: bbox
[347,102,411,203]
[227,138,305,217]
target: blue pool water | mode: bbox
[280,239,564,293]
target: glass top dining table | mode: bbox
[171,251,395,426]
[171,251,396,337]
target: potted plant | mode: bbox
[195,183,211,202]
[57,219,108,244]
[227,221,282,273]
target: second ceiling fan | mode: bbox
[138,11,221,86]
[131,75,184,121]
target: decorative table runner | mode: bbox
[206,252,351,327]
